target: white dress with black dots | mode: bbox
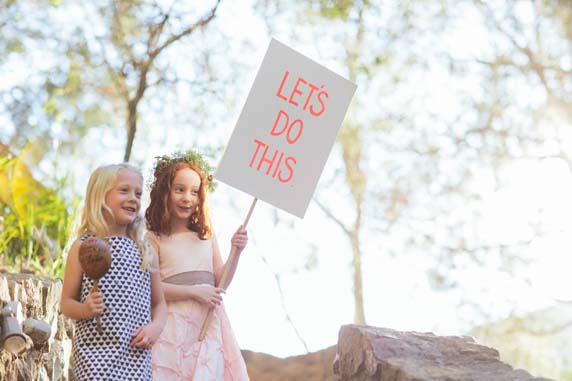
[72,235,152,381]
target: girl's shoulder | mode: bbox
[66,237,84,254]
[144,231,162,256]
[66,234,94,253]
[145,230,160,244]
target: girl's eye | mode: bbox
[136,192,142,198]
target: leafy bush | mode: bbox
[0,144,77,279]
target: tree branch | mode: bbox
[313,197,351,236]
[150,0,221,60]
[258,252,310,353]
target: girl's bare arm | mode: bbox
[60,239,104,320]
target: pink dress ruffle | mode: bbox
[149,231,249,381]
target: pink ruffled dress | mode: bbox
[148,231,249,381]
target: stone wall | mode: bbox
[0,272,72,381]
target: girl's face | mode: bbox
[104,168,143,230]
[169,168,201,222]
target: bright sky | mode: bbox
[218,157,572,357]
[209,1,572,357]
[180,1,572,358]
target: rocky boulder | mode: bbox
[334,325,554,381]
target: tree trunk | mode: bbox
[350,234,366,325]
[123,99,138,162]
[338,124,367,325]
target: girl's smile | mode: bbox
[169,168,201,224]
[104,168,143,233]
[122,205,137,213]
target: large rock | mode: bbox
[334,325,554,381]
[0,272,73,381]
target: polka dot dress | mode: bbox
[72,235,152,381]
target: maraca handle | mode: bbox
[90,281,102,333]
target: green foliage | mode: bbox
[0,144,77,279]
[149,150,218,193]
[316,0,355,20]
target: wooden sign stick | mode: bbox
[199,197,257,341]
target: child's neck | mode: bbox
[170,218,191,234]
[107,224,128,237]
[103,215,128,236]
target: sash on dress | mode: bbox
[162,271,215,286]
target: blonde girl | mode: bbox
[61,163,167,381]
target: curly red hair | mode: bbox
[145,162,212,239]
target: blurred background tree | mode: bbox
[0,0,225,162]
[0,0,239,276]
[256,0,572,319]
[1,0,571,378]
[251,0,572,376]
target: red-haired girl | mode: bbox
[145,151,249,380]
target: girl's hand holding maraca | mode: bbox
[78,237,112,331]
[84,290,105,319]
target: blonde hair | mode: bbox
[75,163,153,271]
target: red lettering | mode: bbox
[270,110,289,136]
[249,139,267,167]
[270,110,304,144]
[256,144,279,174]
[286,119,303,144]
[278,157,296,183]
[249,140,296,183]
[288,77,307,107]
[276,71,289,101]
[310,89,328,116]
[276,71,326,118]
[303,83,319,111]
[272,152,285,178]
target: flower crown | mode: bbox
[149,150,217,192]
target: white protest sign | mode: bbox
[215,38,357,218]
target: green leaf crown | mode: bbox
[149,150,217,192]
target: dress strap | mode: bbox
[80,233,96,242]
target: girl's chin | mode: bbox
[122,211,137,218]
[117,217,137,226]
[175,213,192,219]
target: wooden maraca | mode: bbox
[78,237,112,332]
